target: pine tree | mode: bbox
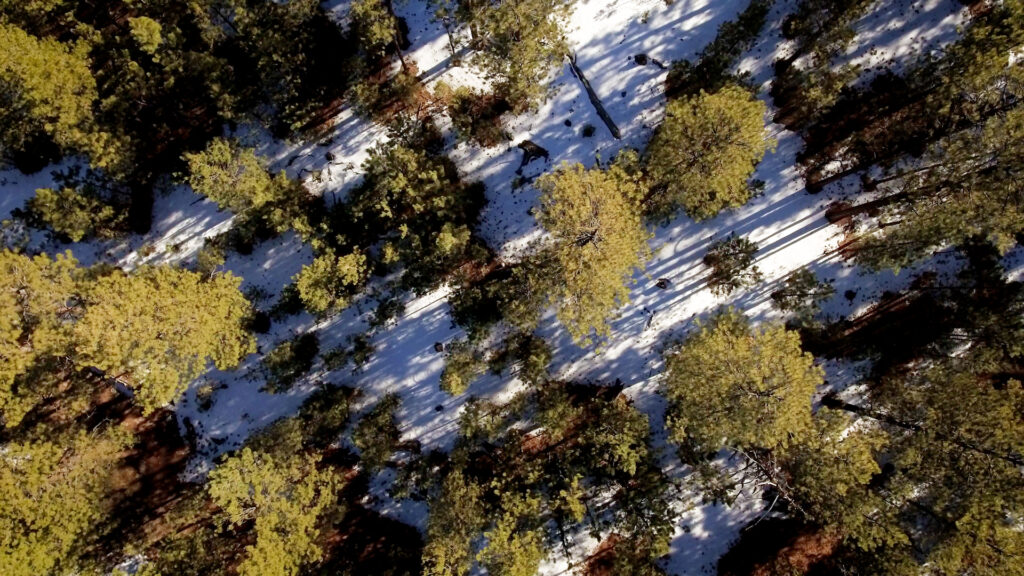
[703,234,762,296]
[0,250,80,425]
[770,267,834,325]
[352,392,402,471]
[853,106,1024,270]
[458,0,572,112]
[0,23,118,168]
[293,251,367,317]
[24,187,122,242]
[208,447,340,576]
[422,469,487,576]
[74,265,254,412]
[350,0,401,61]
[645,85,773,221]
[535,162,651,344]
[184,138,286,217]
[663,309,822,452]
[476,492,546,576]
[0,428,129,576]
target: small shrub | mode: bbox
[270,283,306,320]
[322,346,351,371]
[22,187,125,242]
[298,384,358,449]
[370,292,406,328]
[349,334,375,370]
[262,333,320,392]
[435,83,511,147]
[771,268,835,326]
[352,392,402,471]
[439,340,486,395]
[245,310,272,334]
[581,124,596,138]
[196,381,217,412]
[322,333,376,372]
[196,243,226,277]
[703,235,763,295]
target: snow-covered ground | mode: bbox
[0,0,979,572]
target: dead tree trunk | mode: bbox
[567,51,621,140]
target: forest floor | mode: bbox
[0,0,997,573]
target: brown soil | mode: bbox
[583,533,624,576]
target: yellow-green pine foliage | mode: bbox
[535,162,651,344]
[350,0,397,57]
[466,0,572,111]
[645,85,773,221]
[663,309,822,451]
[351,392,402,471]
[293,251,367,316]
[184,138,281,215]
[27,187,120,242]
[128,16,163,55]
[0,250,80,426]
[856,106,1024,270]
[883,361,1024,572]
[439,340,485,395]
[476,493,545,576]
[0,429,129,576]
[780,409,895,550]
[208,447,339,576]
[422,470,487,576]
[0,23,98,159]
[74,265,255,412]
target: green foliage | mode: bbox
[424,383,674,576]
[459,0,572,112]
[422,469,487,576]
[184,138,315,239]
[0,250,253,419]
[780,409,891,549]
[352,392,402,471]
[350,0,398,57]
[184,139,281,215]
[854,106,1024,270]
[440,340,486,395]
[666,0,773,97]
[0,250,80,424]
[294,251,368,316]
[261,333,319,393]
[703,234,763,295]
[476,493,545,576]
[128,16,162,54]
[645,85,773,220]
[535,162,651,343]
[663,309,822,452]
[75,265,255,412]
[0,22,118,168]
[24,187,122,242]
[209,446,340,576]
[0,429,129,576]
[434,83,510,146]
[343,140,485,292]
[195,242,226,278]
[771,267,835,325]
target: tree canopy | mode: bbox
[645,85,772,221]
[663,309,822,452]
[535,162,650,343]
